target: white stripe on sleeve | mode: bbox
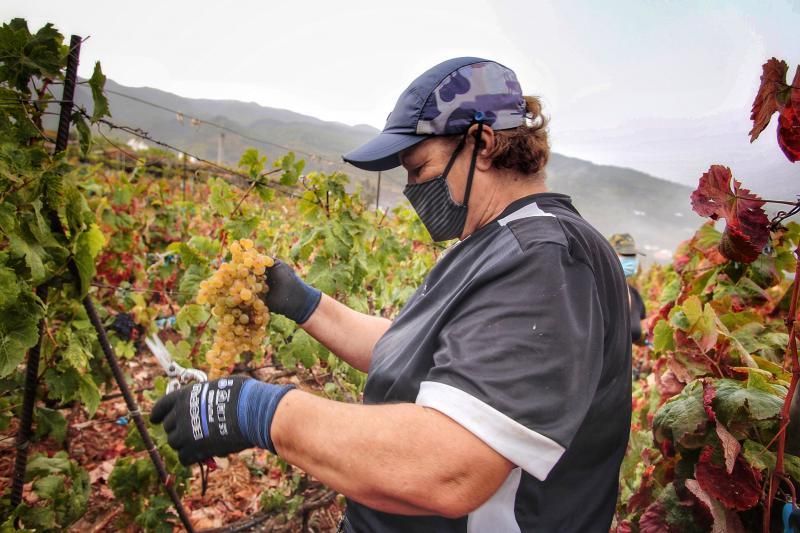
[415,380,565,481]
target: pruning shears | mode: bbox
[145,334,208,394]
[145,334,217,486]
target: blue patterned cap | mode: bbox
[343,57,525,171]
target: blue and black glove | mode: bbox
[150,375,295,465]
[263,260,322,324]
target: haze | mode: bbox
[3,0,798,197]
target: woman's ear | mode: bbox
[467,124,495,172]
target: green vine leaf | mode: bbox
[0,291,42,377]
[88,61,110,121]
[73,223,105,297]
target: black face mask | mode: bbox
[403,123,484,242]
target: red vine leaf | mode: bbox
[777,66,800,162]
[714,422,741,475]
[702,380,716,421]
[685,479,746,533]
[749,58,788,142]
[639,500,670,533]
[614,520,633,533]
[695,445,761,511]
[690,165,769,263]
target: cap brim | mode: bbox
[343,132,426,171]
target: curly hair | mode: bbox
[486,95,550,179]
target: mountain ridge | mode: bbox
[68,78,706,262]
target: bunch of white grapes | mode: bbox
[196,239,273,374]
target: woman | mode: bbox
[152,57,632,532]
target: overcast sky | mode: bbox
[3,0,799,195]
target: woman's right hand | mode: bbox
[263,260,322,324]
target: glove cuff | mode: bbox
[296,283,322,324]
[237,380,297,454]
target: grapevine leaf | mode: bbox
[88,61,110,121]
[0,264,20,308]
[73,223,105,297]
[209,178,235,216]
[63,337,91,371]
[34,406,67,444]
[26,452,73,478]
[33,474,64,500]
[224,215,260,241]
[278,329,319,370]
[276,152,304,186]
[166,242,206,267]
[8,231,47,283]
[176,304,209,337]
[690,165,769,263]
[44,367,80,405]
[0,291,43,377]
[0,202,15,233]
[720,225,764,264]
[719,310,761,332]
[680,296,718,353]
[694,221,722,251]
[256,185,275,203]
[743,440,800,482]
[71,111,92,156]
[0,19,65,92]
[685,479,746,533]
[749,58,789,142]
[178,264,210,303]
[78,374,100,417]
[777,66,800,162]
[714,421,740,474]
[653,380,709,449]
[702,380,716,421]
[712,378,783,437]
[238,148,266,178]
[742,439,772,471]
[751,355,791,382]
[694,445,761,511]
[639,482,708,533]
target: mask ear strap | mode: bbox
[462,120,484,208]
[441,130,469,181]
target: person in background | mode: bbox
[151,57,632,532]
[609,233,647,345]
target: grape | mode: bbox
[195,239,275,376]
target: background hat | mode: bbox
[609,233,645,256]
[343,57,525,171]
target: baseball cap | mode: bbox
[343,57,526,171]
[609,233,645,256]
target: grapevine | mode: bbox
[196,239,273,375]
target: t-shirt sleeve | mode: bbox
[415,242,604,481]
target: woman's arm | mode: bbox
[271,389,514,517]
[300,294,391,372]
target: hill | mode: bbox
[66,79,705,262]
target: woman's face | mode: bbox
[399,135,484,204]
[399,130,503,239]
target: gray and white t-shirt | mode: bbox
[343,193,632,532]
